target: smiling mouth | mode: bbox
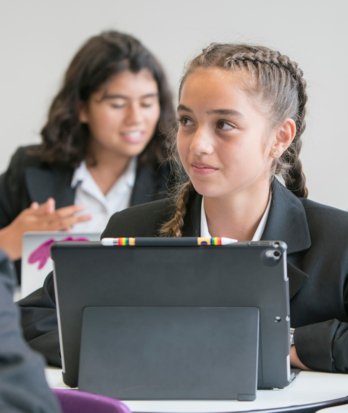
[121,131,145,143]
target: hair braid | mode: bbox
[273,55,309,197]
[160,181,193,236]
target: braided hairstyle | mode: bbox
[161,43,309,236]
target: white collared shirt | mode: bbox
[200,195,271,241]
[71,158,137,233]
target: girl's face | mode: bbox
[177,67,280,201]
[79,69,160,160]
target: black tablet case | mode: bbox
[52,240,291,399]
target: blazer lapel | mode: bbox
[179,181,312,299]
[262,179,311,253]
[183,181,312,252]
[262,179,311,297]
[287,261,309,298]
[25,166,75,208]
[182,191,203,236]
[130,165,156,206]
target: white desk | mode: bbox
[46,367,348,412]
[320,406,348,412]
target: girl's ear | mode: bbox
[271,118,296,158]
[78,101,89,124]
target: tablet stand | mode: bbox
[78,306,259,401]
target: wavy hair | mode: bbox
[35,30,175,167]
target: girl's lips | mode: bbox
[191,163,218,175]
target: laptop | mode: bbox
[21,231,100,297]
[52,238,292,400]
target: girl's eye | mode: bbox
[178,116,193,127]
[141,101,154,108]
[110,102,126,109]
[216,119,235,131]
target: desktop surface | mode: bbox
[46,368,348,412]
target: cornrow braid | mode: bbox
[234,49,309,198]
[160,181,193,236]
[276,57,309,198]
[281,138,308,197]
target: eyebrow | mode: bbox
[103,93,159,100]
[177,104,243,118]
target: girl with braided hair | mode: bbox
[102,43,348,373]
[20,43,348,373]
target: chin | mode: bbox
[191,182,221,198]
[122,144,148,157]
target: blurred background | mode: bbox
[0,0,346,209]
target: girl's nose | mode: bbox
[125,103,142,125]
[190,128,214,155]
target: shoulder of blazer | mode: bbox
[262,179,311,254]
[3,144,71,180]
[0,145,47,222]
[301,197,348,222]
[3,145,75,207]
[101,197,176,238]
[300,197,348,246]
[6,145,46,169]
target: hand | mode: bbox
[0,198,91,260]
[290,345,310,370]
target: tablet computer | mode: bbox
[52,238,291,400]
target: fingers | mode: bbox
[4,200,93,259]
[30,201,39,210]
[45,206,91,229]
[35,204,92,231]
[46,212,92,231]
[45,197,56,214]
[31,200,82,219]
[19,201,92,232]
[54,204,86,218]
[33,198,56,216]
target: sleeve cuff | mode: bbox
[294,321,336,372]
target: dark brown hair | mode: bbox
[35,30,175,167]
[161,43,308,236]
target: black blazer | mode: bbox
[101,179,348,373]
[0,250,60,412]
[20,179,348,372]
[0,145,173,280]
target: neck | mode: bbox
[203,183,271,240]
[86,145,133,195]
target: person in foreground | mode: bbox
[0,30,175,279]
[101,43,348,372]
[20,43,348,373]
[0,249,61,412]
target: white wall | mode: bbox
[0,0,347,209]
